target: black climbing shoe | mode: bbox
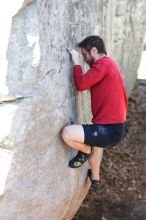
[69,147,94,168]
[88,169,103,190]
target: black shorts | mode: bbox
[82,123,128,148]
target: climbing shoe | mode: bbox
[88,169,103,190]
[69,147,94,168]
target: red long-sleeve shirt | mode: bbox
[73,56,128,124]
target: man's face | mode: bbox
[81,48,94,66]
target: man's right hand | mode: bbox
[67,49,80,65]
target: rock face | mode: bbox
[113,0,146,95]
[0,0,146,219]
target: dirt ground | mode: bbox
[73,79,146,220]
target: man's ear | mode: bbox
[91,47,98,56]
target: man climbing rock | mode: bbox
[62,36,128,189]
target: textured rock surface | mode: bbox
[0,0,146,219]
[113,0,146,95]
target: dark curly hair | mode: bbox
[78,36,107,55]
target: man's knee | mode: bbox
[62,124,84,143]
[61,125,72,141]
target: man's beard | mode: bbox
[88,57,94,67]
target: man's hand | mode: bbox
[66,49,80,65]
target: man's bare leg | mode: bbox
[62,124,91,154]
[88,147,102,180]
[62,124,101,180]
